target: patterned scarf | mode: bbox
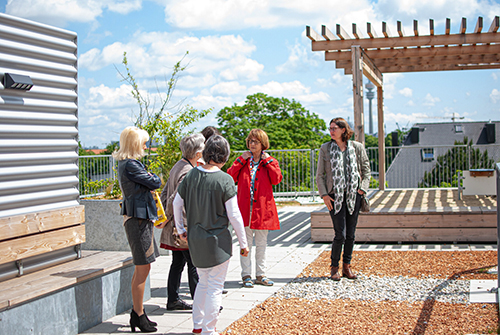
[329,140,360,215]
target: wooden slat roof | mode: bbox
[307,16,500,74]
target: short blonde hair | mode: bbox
[112,126,150,160]
[246,129,269,150]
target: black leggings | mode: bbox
[328,193,361,267]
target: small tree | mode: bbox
[117,52,211,180]
[419,137,495,188]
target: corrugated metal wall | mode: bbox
[0,13,79,218]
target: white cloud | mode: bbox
[399,87,413,97]
[382,73,404,99]
[210,81,247,96]
[406,100,415,106]
[490,88,500,103]
[375,0,500,36]
[79,32,263,83]
[492,72,498,81]
[385,112,430,129]
[248,80,330,105]
[276,42,318,74]
[6,0,142,27]
[85,84,135,109]
[220,58,263,81]
[423,93,441,107]
[164,0,375,30]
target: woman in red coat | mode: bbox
[227,129,282,288]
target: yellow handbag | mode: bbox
[152,191,167,226]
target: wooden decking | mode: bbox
[311,189,497,243]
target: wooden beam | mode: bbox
[377,86,385,191]
[446,18,451,35]
[325,44,500,61]
[413,20,419,36]
[321,25,336,41]
[336,24,352,40]
[306,26,321,41]
[489,16,499,32]
[397,20,405,37]
[343,62,500,74]
[0,225,85,264]
[312,32,500,52]
[382,21,391,38]
[335,54,500,68]
[429,19,434,36]
[0,205,85,241]
[474,17,483,33]
[351,46,365,144]
[367,22,378,38]
[360,49,383,87]
[460,17,467,34]
[352,23,364,39]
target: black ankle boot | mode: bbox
[143,309,157,327]
[130,309,157,333]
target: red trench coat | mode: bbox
[227,154,283,230]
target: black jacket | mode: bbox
[118,159,161,221]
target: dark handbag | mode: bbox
[360,194,370,212]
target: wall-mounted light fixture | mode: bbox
[3,73,33,91]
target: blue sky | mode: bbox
[2,0,500,148]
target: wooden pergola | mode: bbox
[306,16,500,190]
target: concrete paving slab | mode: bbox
[469,280,498,303]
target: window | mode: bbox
[421,148,434,162]
[455,124,463,133]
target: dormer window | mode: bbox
[421,148,434,162]
[455,125,463,133]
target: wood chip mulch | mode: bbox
[222,250,499,335]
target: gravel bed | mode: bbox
[276,275,470,303]
[221,250,498,335]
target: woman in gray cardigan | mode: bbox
[158,133,204,311]
[316,117,370,281]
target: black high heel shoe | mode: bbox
[130,309,157,333]
[143,309,157,326]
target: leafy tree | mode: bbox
[419,137,495,188]
[216,93,329,151]
[101,141,119,155]
[117,52,211,180]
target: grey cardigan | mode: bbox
[316,140,371,198]
[159,158,192,247]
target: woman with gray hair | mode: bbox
[158,133,205,311]
[173,135,249,335]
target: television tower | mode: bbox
[365,81,375,135]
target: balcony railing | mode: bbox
[79,144,500,200]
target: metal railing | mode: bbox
[79,144,500,199]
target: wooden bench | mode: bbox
[311,189,497,243]
[0,250,137,334]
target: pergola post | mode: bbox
[351,46,365,144]
[377,86,385,190]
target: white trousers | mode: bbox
[193,259,230,335]
[240,226,268,278]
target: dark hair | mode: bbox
[330,117,354,143]
[201,126,221,143]
[203,135,230,164]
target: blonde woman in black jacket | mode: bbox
[114,126,161,333]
